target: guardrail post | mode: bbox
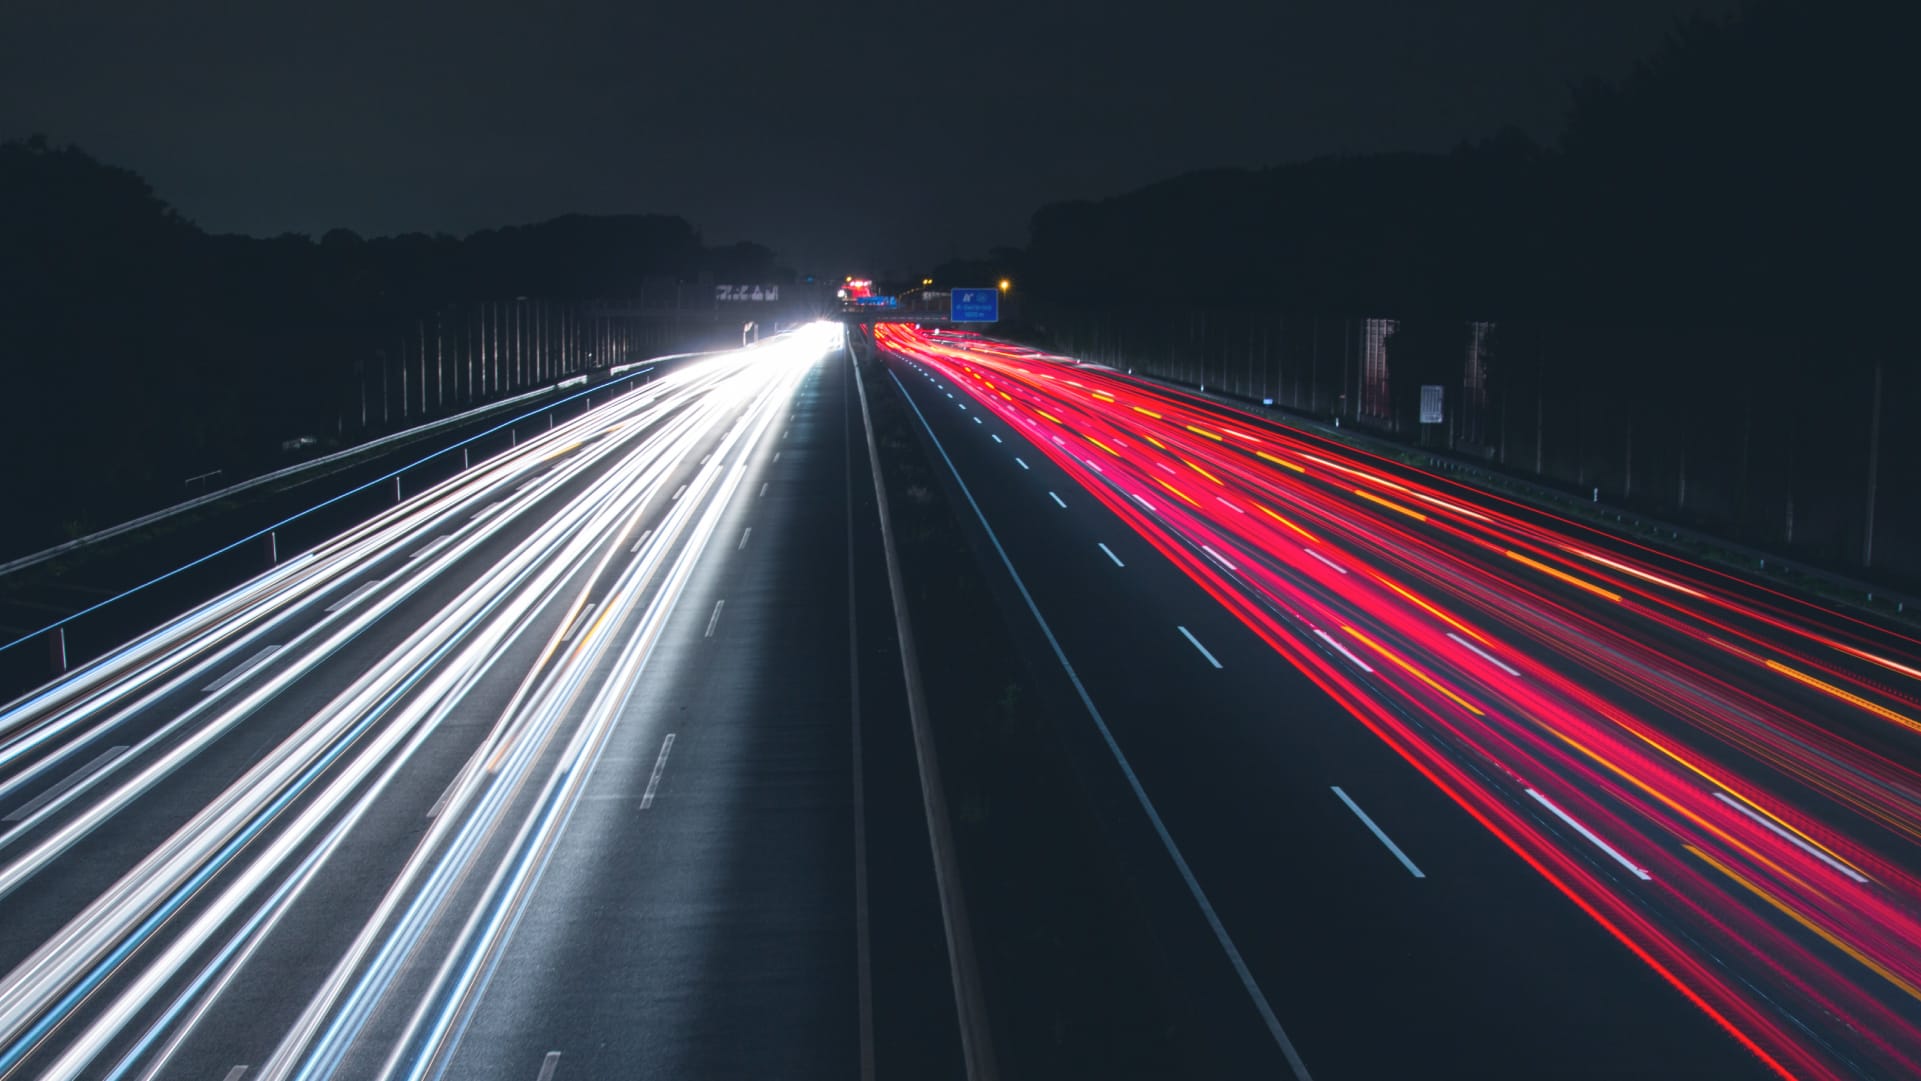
[49,627,67,676]
[394,476,403,502]
[463,447,470,470]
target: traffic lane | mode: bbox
[898,340,1921,1070]
[439,360,862,1081]
[1241,477,1921,873]
[1,410,737,1079]
[1087,372,1921,732]
[0,381,747,982]
[0,353,802,1075]
[0,372,693,811]
[0,366,747,875]
[885,350,1772,1080]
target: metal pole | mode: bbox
[49,626,67,676]
[265,530,278,566]
[1864,357,1883,567]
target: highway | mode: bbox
[0,325,950,1080]
[873,323,1921,1081]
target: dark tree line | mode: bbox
[1019,0,1921,586]
[1023,0,1905,326]
[0,136,782,557]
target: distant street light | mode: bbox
[998,278,1011,293]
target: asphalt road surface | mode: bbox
[873,322,1921,1081]
[0,325,956,1081]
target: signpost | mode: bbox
[715,285,780,302]
[853,295,899,309]
[950,288,999,323]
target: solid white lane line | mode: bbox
[203,646,282,694]
[881,369,1311,1079]
[705,600,725,638]
[1305,548,1347,575]
[1201,545,1238,572]
[5,746,129,823]
[1015,458,1029,470]
[1313,629,1374,672]
[1049,492,1067,509]
[1177,626,1223,669]
[1332,787,1425,878]
[535,1051,561,1081]
[1099,543,1125,568]
[1525,788,1652,880]
[630,528,654,553]
[990,433,1002,443]
[1713,793,1869,883]
[738,527,752,550]
[640,734,677,809]
[672,484,688,501]
[565,603,598,643]
[324,580,381,613]
[410,536,452,561]
[1447,632,1520,676]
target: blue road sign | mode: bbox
[853,295,899,308]
[950,288,999,322]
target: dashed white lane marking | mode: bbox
[1177,625,1222,669]
[1525,787,1652,880]
[1305,548,1347,574]
[5,746,130,822]
[1332,786,1425,878]
[1099,543,1125,568]
[325,580,381,612]
[204,646,282,694]
[640,735,677,809]
[1314,629,1373,672]
[1448,632,1520,676]
[1713,792,1868,883]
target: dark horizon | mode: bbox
[1,0,1735,272]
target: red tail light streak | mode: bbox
[876,323,1921,1081]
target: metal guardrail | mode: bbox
[0,351,712,663]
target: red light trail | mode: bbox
[876,323,1921,1081]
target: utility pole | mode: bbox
[1863,357,1883,568]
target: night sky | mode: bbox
[2,0,1732,274]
